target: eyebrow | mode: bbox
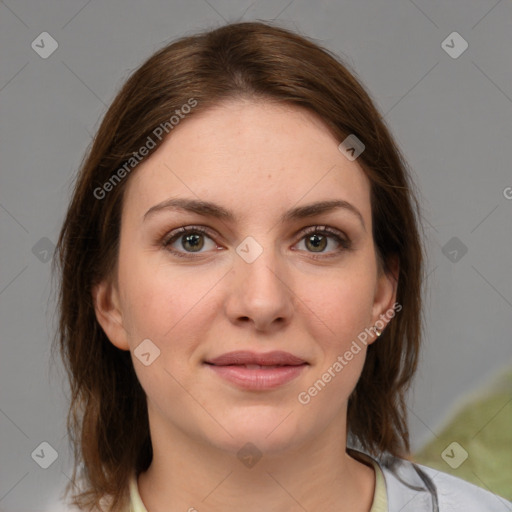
[143,197,366,231]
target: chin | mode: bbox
[206,405,310,456]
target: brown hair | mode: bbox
[53,20,424,511]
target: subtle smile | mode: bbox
[204,350,309,391]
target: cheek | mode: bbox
[300,261,377,344]
[296,269,375,414]
[117,244,182,342]
[118,248,222,349]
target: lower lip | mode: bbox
[206,364,307,390]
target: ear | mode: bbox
[369,254,399,344]
[92,278,130,351]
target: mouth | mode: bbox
[204,351,309,390]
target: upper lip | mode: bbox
[205,351,307,366]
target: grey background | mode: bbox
[1,1,511,510]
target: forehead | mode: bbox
[123,100,371,226]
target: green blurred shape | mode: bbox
[414,367,512,500]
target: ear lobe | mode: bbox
[92,279,130,351]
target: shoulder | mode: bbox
[349,449,511,512]
[381,455,511,512]
[414,463,511,512]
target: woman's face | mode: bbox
[94,99,397,456]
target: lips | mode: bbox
[204,351,308,390]
[205,350,307,367]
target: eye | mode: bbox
[162,226,218,258]
[161,225,351,259]
[294,226,351,258]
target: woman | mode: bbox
[54,21,509,512]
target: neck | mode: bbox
[137,410,375,512]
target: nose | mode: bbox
[224,243,295,333]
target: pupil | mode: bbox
[308,234,326,252]
[184,234,203,251]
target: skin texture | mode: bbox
[93,99,398,512]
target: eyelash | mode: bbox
[161,225,352,260]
